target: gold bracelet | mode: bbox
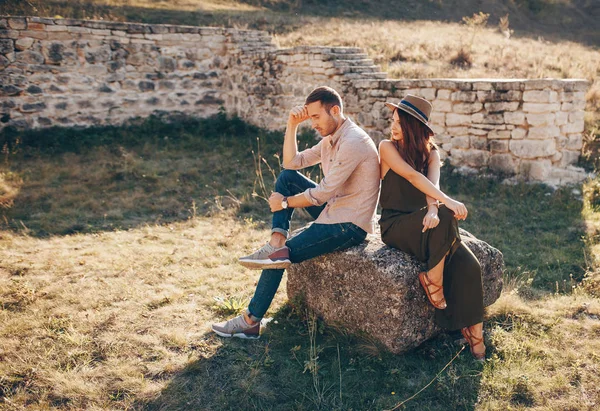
[427,202,439,208]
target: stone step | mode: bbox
[328,47,365,55]
[340,72,387,80]
[332,59,375,67]
[334,65,382,73]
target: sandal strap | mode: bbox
[421,272,445,298]
[462,327,484,347]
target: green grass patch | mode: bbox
[444,169,586,291]
[1,114,599,410]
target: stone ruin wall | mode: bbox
[0,17,591,185]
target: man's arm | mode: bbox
[269,191,313,212]
[282,105,322,170]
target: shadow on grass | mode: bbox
[0,112,319,237]
[3,0,599,46]
[442,169,587,292]
[137,304,485,411]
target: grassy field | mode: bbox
[0,114,599,410]
[2,1,600,409]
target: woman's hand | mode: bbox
[422,207,440,232]
[443,198,468,220]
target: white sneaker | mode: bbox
[238,242,291,270]
[211,314,260,339]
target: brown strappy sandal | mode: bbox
[418,271,447,310]
[461,327,486,361]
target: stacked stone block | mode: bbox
[346,79,589,185]
[0,16,590,185]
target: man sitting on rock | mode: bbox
[212,86,381,339]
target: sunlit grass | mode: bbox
[0,114,599,409]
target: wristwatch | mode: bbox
[281,197,289,209]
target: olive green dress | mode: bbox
[379,167,484,330]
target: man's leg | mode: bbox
[239,169,325,269]
[245,222,366,322]
[213,223,366,337]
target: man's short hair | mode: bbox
[305,86,343,114]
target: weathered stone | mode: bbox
[452,102,482,114]
[485,101,519,112]
[27,22,46,31]
[0,29,19,39]
[19,30,48,40]
[433,99,452,112]
[446,127,469,136]
[504,111,525,125]
[98,84,114,93]
[15,37,34,51]
[523,103,561,113]
[520,159,552,180]
[569,111,585,124]
[451,91,478,102]
[437,89,451,100]
[0,85,22,96]
[559,150,580,167]
[510,140,556,159]
[43,42,65,64]
[561,122,585,134]
[526,113,555,127]
[451,135,470,149]
[511,128,527,139]
[470,136,488,150]
[16,50,44,64]
[26,85,43,94]
[138,81,155,92]
[84,45,111,63]
[0,39,14,54]
[490,154,517,174]
[472,113,504,125]
[446,113,471,126]
[523,90,559,103]
[7,18,27,30]
[287,224,503,354]
[490,140,509,153]
[488,130,512,140]
[566,134,583,150]
[158,56,176,72]
[108,60,124,72]
[528,126,560,140]
[547,167,589,185]
[463,149,490,167]
[477,90,522,102]
[21,102,47,113]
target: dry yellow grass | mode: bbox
[0,214,286,409]
[275,18,600,109]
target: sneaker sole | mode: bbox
[238,258,291,270]
[212,327,260,339]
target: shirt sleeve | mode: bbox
[304,138,365,206]
[284,139,323,170]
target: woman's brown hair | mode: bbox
[394,108,436,174]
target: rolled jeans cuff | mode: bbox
[246,309,262,322]
[271,227,289,238]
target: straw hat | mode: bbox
[385,94,434,134]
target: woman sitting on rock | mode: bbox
[378,95,485,361]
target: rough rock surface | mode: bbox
[287,223,504,354]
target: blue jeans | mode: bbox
[247,170,367,321]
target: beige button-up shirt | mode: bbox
[285,118,380,234]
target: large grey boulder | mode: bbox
[286,223,504,354]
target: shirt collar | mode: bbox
[329,117,352,147]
